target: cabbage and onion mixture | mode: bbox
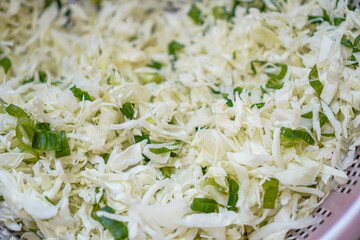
[1,0,360,239]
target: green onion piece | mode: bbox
[0,196,3,201]
[187,4,203,24]
[280,127,315,147]
[334,17,345,26]
[168,40,185,60]
[0,57,11,74]
[36,122,51,132]
[20,145,39,162]
[92,206,128,240]
[232,51,236,60]
[203,178,226,193]
[0,104,5,113]
[319,112,328,127]
[262,178,279,209]
[70,86,92,101]
[341,35,353,48]
[160,167,173,179]
[170,152,177,158]
[120,102,135,120]
[134,132,150,143]
[16,117,36,141]
[250,60,266,74]
[147,60,162,70]
[201,167,207,175]
[23,76,34,84]
[354,35,360,49]
[266,78,284,89]
[251,102,265,109]
[45,196,56,206]
[321,132,335,137]
[227,179,239,211]
[191,198,218,213]
[5,104,28,118]
[230,0,240,17]
[265,64,287,80]
[140,73,162,84]
[225,97,233,107]
[142,154,151,164]
[38,71,47,83]
[234,87,243,95]
[55,130,71,158]
[259,220,268,227]
[149,142,180,154]
[308,15,324,24]
[322,9,330,23]
[301,112,313,119]
[212,6,229,20]
[102,153,110,164]
[309,65,323,96]
[32,131,62,151]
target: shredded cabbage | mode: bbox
[0,0,359,239]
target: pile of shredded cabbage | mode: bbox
[1,0,360,239]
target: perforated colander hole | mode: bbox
[319,219,325,225]
[316,208,322,213]
[323,211,332,217]
[338,186,352,194]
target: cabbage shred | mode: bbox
[0,0,359,239]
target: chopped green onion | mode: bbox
[32,131,62,151]
[212,6,229,20]
[23,76,34,84]
[308,15,324,24]
[202,178,226,193]
[265,64,287,80]
[334,17,345,26]
[191,198,218,213]
[251,102,265,109]
[266,78,284,89]
[170,152,177,158]
[232,51,237,60]
[39,71,47,83]
[134,132,150,143]
[280,127,315,147]
[120,102,135,120]
[319,112,328,127]
[45,196,56,205]
[142,154,151,164]
[309,65,323,96]
[147,60,162,70]
[321,132,335,137]
[168,40,185,62]
[92,206,128,240]
[227,178,239,211]
[354,35,360,49]
[36,122,51,132]
[20,145,39,162]
[250,60,266,74]
[160,167,173,179]
[322,9,330,23]
[201,166,207,175]
[5,104,28,118]
[140,73,162,84]
[341,35,353,48]
[102,153,110,164]
[0,196,3,201]
[234,87,243,95]
[70,86,92,101]
[262,178,279,209]
[187,4,203,24]
[0,57,11,74]
[301,112,313,119]
[55,130,71,158]
[259,220,268,227]
[16,117,36,142]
